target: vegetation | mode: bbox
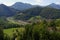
[0,2,60,40]
[14,7,60,20]
[0,19,60,40]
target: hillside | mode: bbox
[11,2,33,11]
[13,6,43,20]
[48,3,60,9]
[0,4,17,17]
[40,7,60,19]
[7,17,30,25]
[13,6,60,21]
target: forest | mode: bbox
[0,19,60,40]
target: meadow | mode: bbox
[4,27,25,37]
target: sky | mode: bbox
[0,0,60,6]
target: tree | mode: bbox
[0,27,4,40]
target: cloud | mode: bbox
[3,2,14,6]
[34,0,60,6]
[0,0,60,6]
[34,0,43,3]
[33,0,49,6]
[34,0,43,4]
[55,0,60,4]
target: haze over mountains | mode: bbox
[11,2,60,10]
[48,3,60,9]
[0,2,60,19]
[0,4,17,16]
[11,2,33,11]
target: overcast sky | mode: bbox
[0,0,60,6]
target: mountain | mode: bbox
[11,2,33,11]
[40,7,60,19]
[13,6,60,20]
[0,2,59,20]
[13,6,43,20]
[0,4,17,17]
[48,3,60,9]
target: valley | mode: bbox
[0,2,60,40]
[7,17,29,25]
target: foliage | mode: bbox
[0,19,60,40]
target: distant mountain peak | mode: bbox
[11,2,33,11]
[49,3,59,6]
[14,2,24,5]
[50,3,56,5]
[0,4,6,6]
[0,4,16,16]
[48,3,60,9]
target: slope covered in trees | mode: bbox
[0,19,60,40]
[14,6,60,20]
[14,6,43,20]
[40,7,60,19]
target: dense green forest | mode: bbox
[0,19,60,40]
[14,7,60,20]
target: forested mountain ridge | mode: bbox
[0,4,17,17]
[13,6,43,20]
[11,2,33,11]
[48,3,60,9]
[40,7,60,19]
[14,6,60,20]
[0,2,60,18]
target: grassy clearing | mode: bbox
[4,27,25,37]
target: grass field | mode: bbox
[4,27,25,37]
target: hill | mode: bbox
[11,2,33,11]
[14,6,43,20]
[48,3,60,9]
[13,6,60,20]
[40,7,60,19]
[0,4,17,17]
